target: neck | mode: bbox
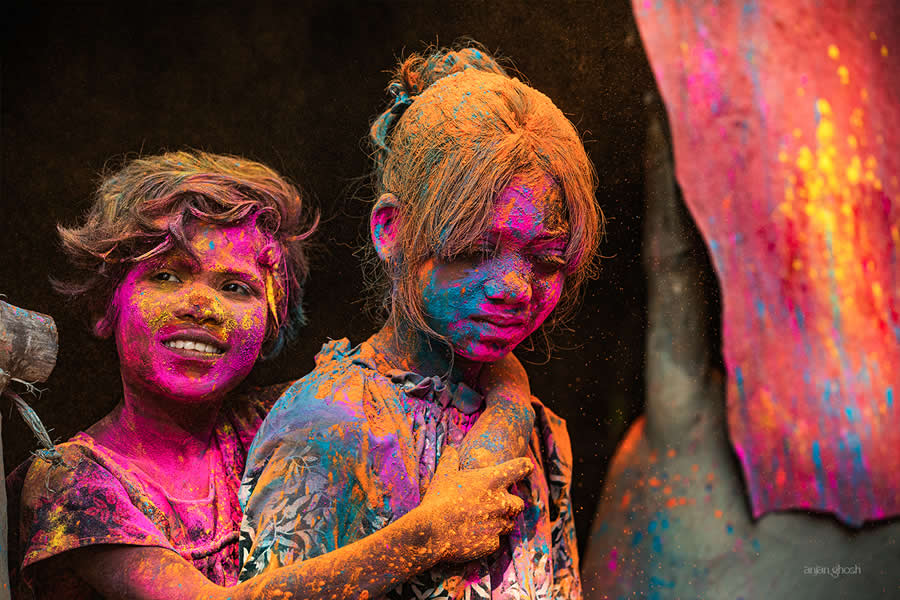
[104,377,223,463]
[371,317,483,388]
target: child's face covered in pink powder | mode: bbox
[418,175,569,362]
[109,222,270,404]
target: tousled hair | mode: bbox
[367,44,604,342]
[55,150,317,357]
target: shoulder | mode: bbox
[252,339,383,443]
[19,437,171,569]
[243,339,393,480]
[20,435,152,520]
[21,437,105,509]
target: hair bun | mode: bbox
[370,44,508,154]
[399,46,507,94]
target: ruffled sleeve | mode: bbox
[238,340,396,578]
[533,399,581,599]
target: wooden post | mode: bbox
[0,300,59,600]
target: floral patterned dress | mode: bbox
[9,384,287,599]
[239,338,581,599]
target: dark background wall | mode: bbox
[1,0,657,554]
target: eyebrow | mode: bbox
[145,254,264,286]
[534,229,571,242]
[211,266,264,286]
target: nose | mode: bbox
[175,286,224,324]
[484,268,532,305]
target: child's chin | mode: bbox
[154,376,233,404]
[454,340,515,363]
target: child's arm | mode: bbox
[58,448,532,600]
[458,352,536,470]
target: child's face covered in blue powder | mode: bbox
[418,175,569,362]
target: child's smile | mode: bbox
[109,221,270,404]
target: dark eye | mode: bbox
[222,281,252,296]
[531,253,566,274]
[152,271,182,283]
[461,243,495,262]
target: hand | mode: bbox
[418,446,532,563]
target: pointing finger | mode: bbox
[486,457,533,488]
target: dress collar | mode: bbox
[326,337,484,416]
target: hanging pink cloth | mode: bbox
[633,0,899,525]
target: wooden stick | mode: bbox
[0,300,60,600]
[0,300,58,384]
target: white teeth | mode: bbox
[163,340,223,354]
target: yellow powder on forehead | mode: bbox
[189,235,209,254]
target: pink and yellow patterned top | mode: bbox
[11,384,286,599]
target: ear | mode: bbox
[370,193,401,262]
[93,314,114,338]
[92,298,118,339]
